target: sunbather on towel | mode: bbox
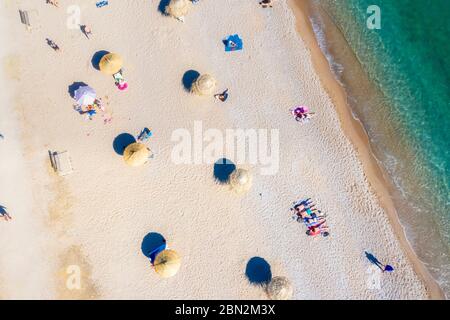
[138,128,153,142]
[307,224,329,237]
[292,203,316,215]
[295,210,318,223]
[296,112,316,122]
[82,106,97,120]
[228,40,237,48]
[214,89,229,102]
[305,218,326,229]
[0,206,12,222]
[80,25,92,39]
[292,198,313,208]
[46,0,59,7]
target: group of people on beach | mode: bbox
[291,198,329,237]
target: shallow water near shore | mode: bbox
[310,0,450,297]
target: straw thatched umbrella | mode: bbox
[99,53,123,75]
[165,0,191,19]
[191,74,217,96]
[266,276,293,300]
[154,249,181,278]
[74,85,96,106]
[229,168,253,194]
[123,142,150,167]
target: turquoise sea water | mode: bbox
[311,0,450,296]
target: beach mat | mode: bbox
[224,34,243,52]
[96,1,109,8]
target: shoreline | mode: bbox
[287,0,444,299]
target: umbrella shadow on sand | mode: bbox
[245,257,272,286]
[68,82,88,99]
[158,0,171,15]
[113,133,136,156]
[91,50,110,71]
[213,158,236,184]
[141,232,166,258]
[182,70,200,92]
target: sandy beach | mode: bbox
[0,0,437,299]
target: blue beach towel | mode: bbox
[224,34,243,52]
[96,1,109,8]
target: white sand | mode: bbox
[0,0,428,299]
[0,5,58,298]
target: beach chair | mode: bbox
[19,10,31,30]
[49,150,73,176]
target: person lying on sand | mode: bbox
[138,128,153,142]
[306,218,326,229]
[46,38,60,51]
[259,0,274,8]
[292,197,312,208]
[291,202,316,216]
[80,106,97,120]
[214,89,229,102]
[46,0,59,7]
[80,25,92,39]
[307,224,329,237]
[294,208,324,223]
[292,203,316,215]
[295,209,326,223]
[0,206,12,222]
[295,112,316,122]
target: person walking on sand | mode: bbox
[80,25,92,39]
[365,251,394,273]
[0,206,12,222]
